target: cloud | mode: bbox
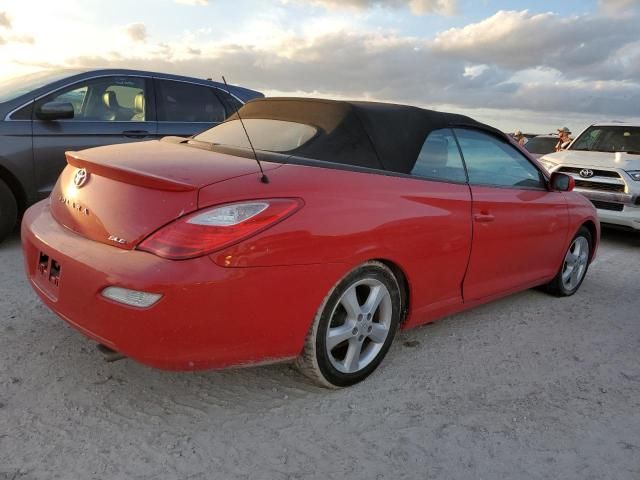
[124,23,147,42]
[6,6,640,131]
[289,0,457,15]
[50,24,640,121]
[408,0,456,15]
[0,11,10,29]
[175,0,209,5]
[0,33,34,45]
[598,0,640,16]
[431,10,638,80]
[0,10,34,45]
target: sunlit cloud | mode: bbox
[0,10,34,45]
[598,0,640,17]
[0,1,639,133]
[175,0,209,5]
[285,0,457,15]
[123,23,147,43]
[0,34,34,45]
[0,11,11,28]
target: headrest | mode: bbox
[134,92,145,113]
[103,91,119,109]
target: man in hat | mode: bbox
[514,129,527,146]
[555,127,572,151]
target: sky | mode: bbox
[0,0,639,133]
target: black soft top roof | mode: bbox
[231,97,504,174]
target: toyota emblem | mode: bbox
[579,169,594,178]
[73,168,89,188]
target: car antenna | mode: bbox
[221,76,269,184]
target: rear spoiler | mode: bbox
[65,152,198,192]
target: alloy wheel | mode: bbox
[561,236,589,291]
[325,278,392,374]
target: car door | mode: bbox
[154,79,228,138]
[31,75,156,199]
[401,128,473,326]
[454,128,569,301]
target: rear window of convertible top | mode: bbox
[194,119,318,153]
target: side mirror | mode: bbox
[550,172,575,192]
[36,102,75,121]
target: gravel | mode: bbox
[1,227,639,480]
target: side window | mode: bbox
[55,86,88,116]
[214,89,242,116]
[454,128,544,189]
[156,80,226,123]
[10,102,33,120]
[35,76,148,121]
[411,128,466,183]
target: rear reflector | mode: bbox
[138,198,303,260]
[101,287,163,308]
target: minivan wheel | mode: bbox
[543,226,592,296]
[0,180,18,243]
[296,261,401,388]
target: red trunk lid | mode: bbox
[49,140,271,249]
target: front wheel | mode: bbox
[543,226,592,296]
[295,261,402,388]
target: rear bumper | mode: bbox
[22,200,346,370]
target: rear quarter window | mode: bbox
[194,119,317,152]
[156,80,226,123]
[411,128,467,183]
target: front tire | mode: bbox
[543,226,592,296]
[0,180,18,243]
[296,261,402,388]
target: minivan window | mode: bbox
[34,76,147,121]
[156,80,226,123]
[55,86,88,116]
[455,129,544,189]
[194,119,317,152]
[215,89,243,114]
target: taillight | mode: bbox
[138,198,303,260]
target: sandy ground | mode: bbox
[1,227,639,480]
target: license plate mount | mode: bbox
[35,251,61,299]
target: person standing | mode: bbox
[514,130,527,146]
[555,127,572,151]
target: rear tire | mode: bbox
[543,226,592,296]
[295,261,401,388]
[0,180,18,243]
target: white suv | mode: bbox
[539,123,640,231]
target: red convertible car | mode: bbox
[22,98,599,387]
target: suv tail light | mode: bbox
[138,199,303,260]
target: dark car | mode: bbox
[524,134,559,158]
[0,68,263,242]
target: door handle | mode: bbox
[473,212,495,223]
[122,130,149,139]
